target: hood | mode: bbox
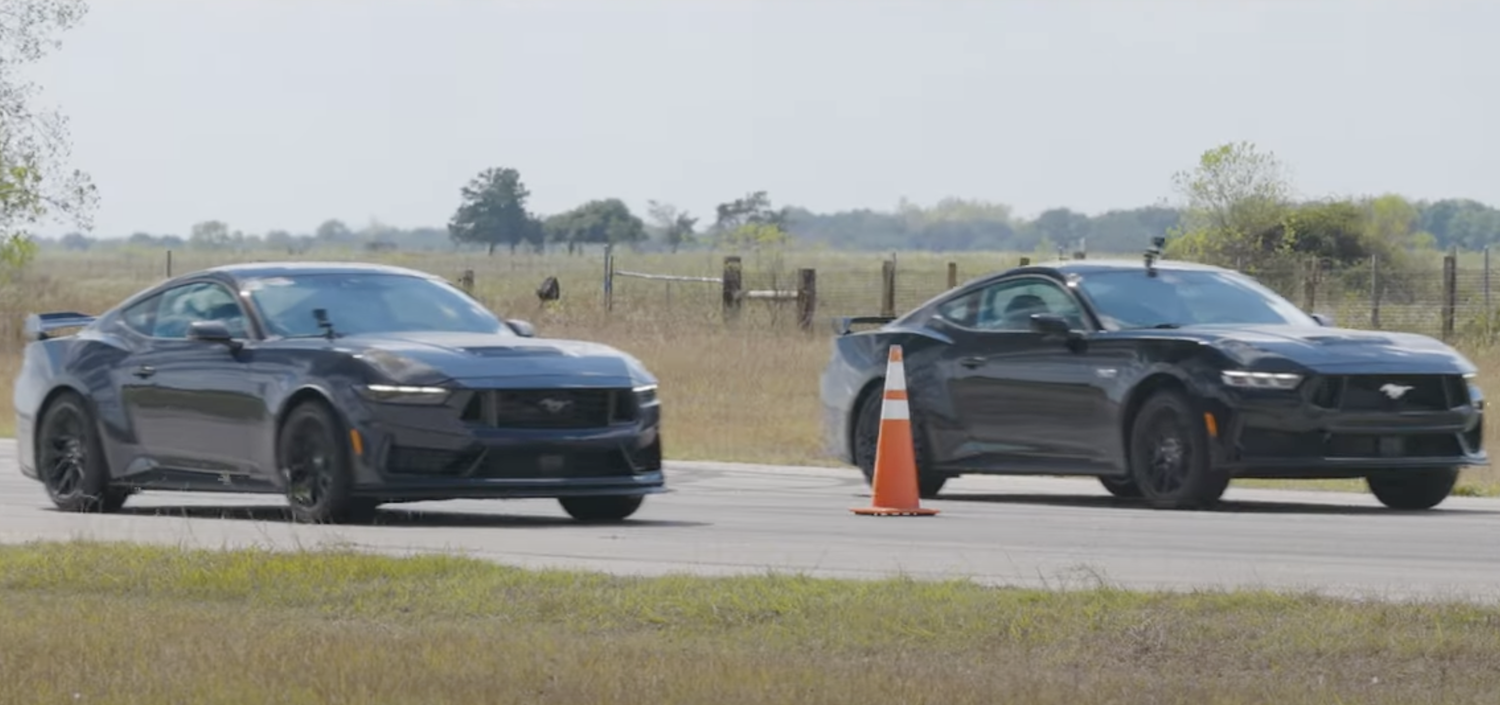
[336,331,654,388]
[1145,324,1475,375]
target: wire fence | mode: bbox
[9,247,1500,342]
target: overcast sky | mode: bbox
[21,0,1500,237]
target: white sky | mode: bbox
[21,0,1500,237]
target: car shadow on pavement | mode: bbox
[928,492,1500,516]
[112,504,711,529]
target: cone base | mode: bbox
[850,506,940,516]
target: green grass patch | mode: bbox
[3,541,1500,704]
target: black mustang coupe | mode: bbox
[13,262,665,523]
[820,253,1486,511]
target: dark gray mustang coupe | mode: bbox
[13,262,665,523]
[821,249,1487,511]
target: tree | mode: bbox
[0,0,96,277]
[545,198,648,253]
[711,190,792,250]
[447,167,539,254]
[188,220,231,250]
[1165,141,1295,266]
[646,200,698,252]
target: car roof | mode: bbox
[1025,257,1229,276]
[199,260,442,281]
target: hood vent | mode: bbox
[460,346,566,358]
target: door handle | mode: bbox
[132,365,156,379]
[959,357,984,369]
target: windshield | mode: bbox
[1074,268,1317,329]
[242,272,510,337]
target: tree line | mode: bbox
[35,177,1500,262]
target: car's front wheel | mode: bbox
[559,495,644,522]
[853,388,950,499]
[1098,475,1143,499]
[1127,389,1230,510]
[278,401,377,524]
[35,391,130,513]
[1366,467,1459,510]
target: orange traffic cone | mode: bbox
[852,345,940,517]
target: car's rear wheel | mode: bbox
[278,401,376,524]
[1366,467,1459,510]
[559,495,644,522]
[853,387,950,499]
[1127,389,1229,510]
[36,391,130,513]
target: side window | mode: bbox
[976,279,1086,331]
[935,279,1087,332]
[151,282,251,339]
[119,294,161,336]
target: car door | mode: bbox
[119,280,266,479]
[931,276,1103,472]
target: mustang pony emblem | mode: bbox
[1379,383,1414,400]
[537,397,574,414]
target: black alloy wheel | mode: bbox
[559,495,645,522]
[278,402,374,524]
[1366,467,1460,510]
[36,392,129,513]
[1127,389,1229,510]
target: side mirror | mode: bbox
[1029,314,1072,337]
[1310,313,1334,327]
[505,319,536,338]
[188,320,240,350]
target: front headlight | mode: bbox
[355,384,452,405]
[633,383,659,407]
[1221,370,1303,390]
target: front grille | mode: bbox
[387,446,483,476]
[472,448,635,479]
[1238,428,1464,459]
[1307,374,1465,413]
[460,388,638,429]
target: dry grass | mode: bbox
[3,249,1500,494]
[3,540,1500,704]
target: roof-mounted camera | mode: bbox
[1143,236,1166,277]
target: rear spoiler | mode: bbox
[832,315,897,336]
[24,311,97,341]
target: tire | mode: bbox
[1098,475,1143,499]
[35,391,130,513]
[559,495,644,522]
[852,387,950,499]
[278,401,375,524]
[1366,467,1459,510]
[1127,388,1229,510]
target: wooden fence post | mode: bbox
[1442,250,1457,340]
[1303,257,1318,312]
[459,269,474,293]
[947,262,958,289]
[880,258,896,318]
[796,268,817,332]
[1370,254,1381,329]
[603,244,615,312]
[722,256,743,322]
[165,250,173,277]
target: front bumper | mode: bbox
[1210,374,1488,478]
[343,384,667,502]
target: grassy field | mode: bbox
[3,247,1500,494]
[2,540,1500,704]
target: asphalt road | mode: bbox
[4,439,1500,602]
